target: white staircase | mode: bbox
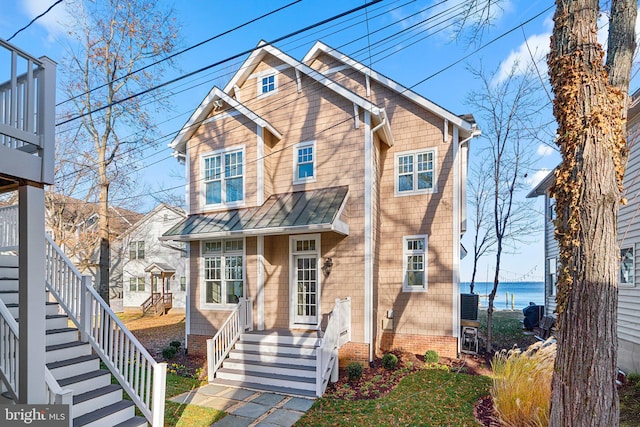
[0,254,147,427]
[212,330,320,398]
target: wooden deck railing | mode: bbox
[316,297,351,396]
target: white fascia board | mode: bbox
[303,41,475,133]
[168,86,282,156]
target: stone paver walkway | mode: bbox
[170,384,315,427]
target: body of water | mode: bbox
[460,281,545,311]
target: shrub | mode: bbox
[169,340,181,349]
[381,353,398,370]
[162,346,177,359]
[424,350,439,364]
[491,339,556,427]
[346,362,363,381]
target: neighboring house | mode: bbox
[527,90,640,374]
[161,39,479,369]
[113,203,187,311]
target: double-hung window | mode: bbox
[202,239,245,306]
[547,257,558,296]
[203,147,244,207]
[293,141,316,184]
[129,277,145,292]
[129,241,145,260]
[395,149,436,195]
[620,246,634,286]
[402,235,428,292]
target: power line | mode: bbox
[56,0,304,107]
[7,0,64,42]
[55,0,384,127]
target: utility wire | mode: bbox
[57,0,304,107]
[7,0,64,41]
[55,0,384,127]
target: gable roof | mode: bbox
[160,186,349,241]
[116,203,186,241]
[169,86,282,157]
[303,41,479,137]
[223,41,393,145]
[526,169,556,198]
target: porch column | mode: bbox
[18,183,46,403]
[257,236,265,331]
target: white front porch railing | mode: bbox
[207,297,253,382]
[45,235,166,426]
[0,205,18,252]
[316,297,351,397]
[0,297,73,421]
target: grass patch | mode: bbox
[165,372,207,398]
[621,374,640,427]
[164,400,225,426]
[478,309,538,351]
[297,369,490,426]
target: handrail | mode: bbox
[45,235,166,426]
[0,296,73,419]
[206,298,253,382]
[0,205,18,251]
[316,297,351,397]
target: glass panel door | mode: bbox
[294,255,318,325]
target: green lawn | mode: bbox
[297,369,491,426]
[478,309,538,351]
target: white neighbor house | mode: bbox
[115,203,187,310]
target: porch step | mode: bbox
[112,416,148,427]
[47,354,100,380]
[46,341,92,363]
[0,255,18,267]
[228,348,316,367]
[235,341,317,357]
[223,359,315,378]
[58,369,111,395]
[241,331,321,346]
[0,277,18,291]
[73,399,136,427]
[216,367,316,392]
[15,314,69,330]
[4,301,60,317]
[0,290,50,305]
[211,378,316,398]
[46,327,79,346]
[73,384,123,418]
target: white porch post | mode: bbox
[18,183,46,403]
[257,236,265,331]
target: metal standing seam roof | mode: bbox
[160,186,349,240]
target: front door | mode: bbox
[294,255,318,325]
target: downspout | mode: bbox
[364,110,374,363]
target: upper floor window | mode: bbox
[395,149,437,196]
[402,235,428,292]
[129,277,145,292]
[293,141,316,184]
[257,71,278,98]
[620,246,634,286]
[203,147,244,207]
[548,198,556,221]
[202,239,245,307]
[547,257,558,296]
[129,241,145,260]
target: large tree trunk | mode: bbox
[548,1,635,425]
[98,179,110,304]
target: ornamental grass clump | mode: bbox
[491,339,556,427]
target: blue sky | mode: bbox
[0,0,584,281]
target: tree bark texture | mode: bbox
[548,1,635,425]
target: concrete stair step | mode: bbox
[73,384,123,419]
[47,354,101,380]
[223,358,315,378]
[211,378,317,398]
[46,341,92,363]
[228,349,316,366]
[58,369,111,396]
[216,367,315,392]
[73,400,136,427]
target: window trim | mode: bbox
[129,241,145,260]
[620,245,635,287]
[200,238,246,310]
[293,140,317,185]
[256,70,278,98]
[129,276,145,292]
[394,148,438,196]
[402,234,428,292]
[201,145,245,210]
[547,257,558,296]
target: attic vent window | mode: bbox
[257,71,278,98]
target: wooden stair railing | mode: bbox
[141,293,162,315]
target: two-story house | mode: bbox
[115,203,187,312]
[528,91,640,375]
[161,41,479,395]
